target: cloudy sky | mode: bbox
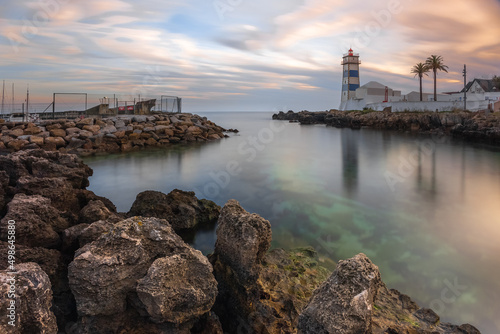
[0,0,499,111]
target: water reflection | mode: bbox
[341,129,359,196]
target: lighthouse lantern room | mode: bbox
[341,48,361,103]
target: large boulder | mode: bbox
[0,194,68,248]
[128,189,220,231]
[297,253,482,334]
[297,253,383,334]
[0,263,58,334]
[212,199,272,283]
[78,199,117,225]
[68,216,217,331]
[136,252,217,324]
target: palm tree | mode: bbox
[411,63,430,101]
[425,55,449,101]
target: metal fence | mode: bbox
[0,93,182,122]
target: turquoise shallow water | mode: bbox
[84,112,500,333]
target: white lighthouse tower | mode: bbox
[340,48,361,106]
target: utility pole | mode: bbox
[463,64,467,111]
[1,80,5,114]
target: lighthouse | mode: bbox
[341,48,361,103]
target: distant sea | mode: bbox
[84,111,500,334]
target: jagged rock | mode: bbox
[209,200,315,333]
[0,241,65,291]
[62,223,90,253]
[0,170,8,214]
[0,263,58,334]
[0,150,110,224]
[0,194,68,248]
[78,200,113,224]
[128,189,220,231]
[77,220,114,247]
[297,253,383,334]
[78,189,117,213]
[296,253,482,334]
[68,216,217,332]
[212,199,272,283]
[136,252,218,324]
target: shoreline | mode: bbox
[272,110,500,144]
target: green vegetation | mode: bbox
[425,55,449,102]
[411,63,430,101]
[398,314,421,328]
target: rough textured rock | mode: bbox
[210,201,330,333]
[0,263,58,334]
[68,216,217,332]
[0,170,8,214]
[0,242,65,291]
[78,200,114,224]
[298,253,383,334]
[136,252,218,324]
[128,189,221,231]
[0,149,117,226]
[61,223,90,253]
[77,220,114,248]
[297,253,482,334]
[212,199,272,283]
[0,194,68,248]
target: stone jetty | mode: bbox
[0,113,233,156]
[273,110,500,144]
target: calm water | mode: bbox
[84,112,500,333]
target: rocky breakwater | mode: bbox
[273,110,500,143]
[0,113,233,156]
[0,149,224,333]
[0,150,481,333]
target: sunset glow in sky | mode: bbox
[1,0,499,111]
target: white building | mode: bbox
[448,79,500,112]
[338,49,500,112]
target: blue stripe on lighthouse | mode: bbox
[349,70,359,77]
[349,84,359,91]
